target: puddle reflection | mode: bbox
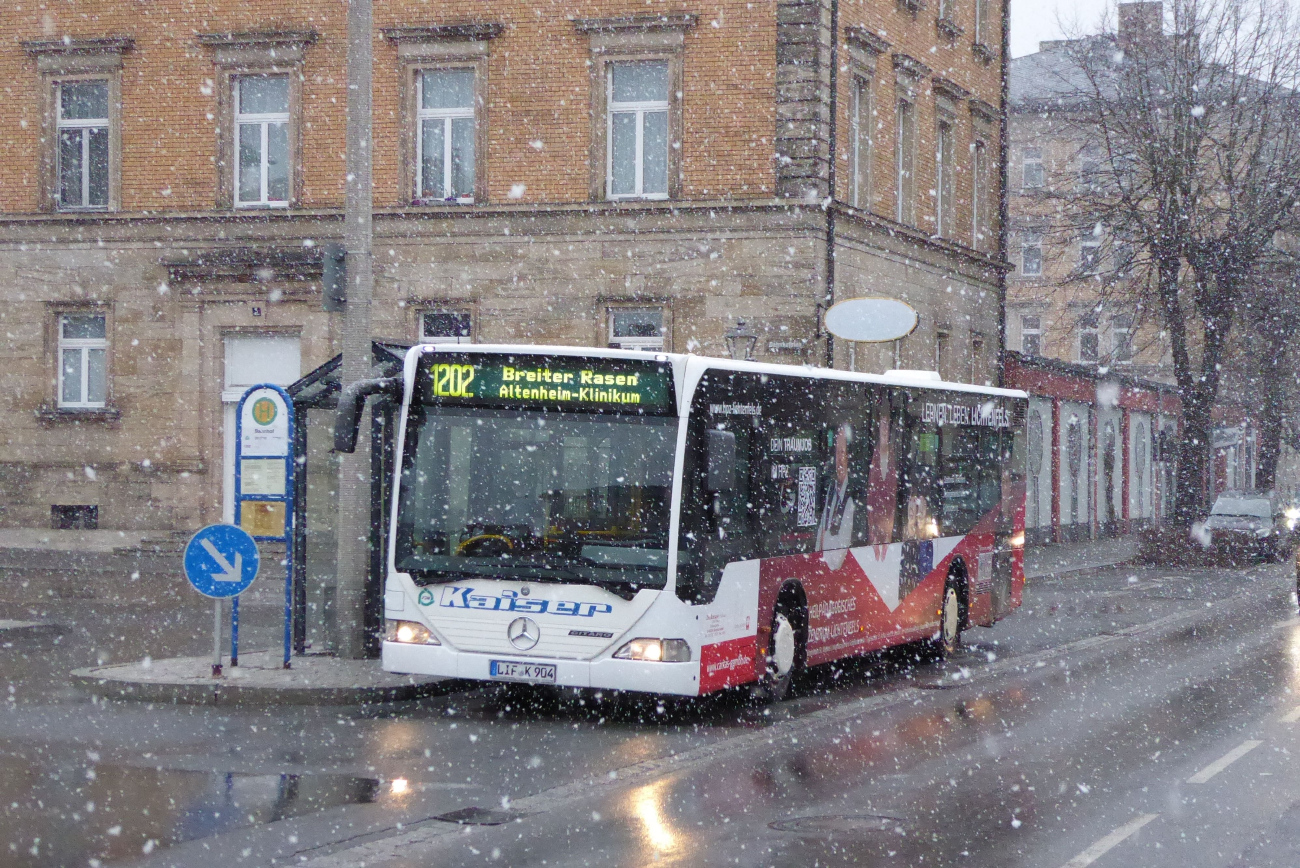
[0,757,381,866]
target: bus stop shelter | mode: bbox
[286,340,410,659]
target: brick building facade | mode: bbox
[0,0,1008,532]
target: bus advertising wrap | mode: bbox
[416,353,674,413]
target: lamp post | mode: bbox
[725,319,758,361]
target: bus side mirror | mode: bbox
[706,430,737,493]
[334,377,403,453]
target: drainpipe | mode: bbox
[995,0,1011,387]
[823,0,841,369]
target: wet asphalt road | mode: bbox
[3,556,1300,867]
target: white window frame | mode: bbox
[420,310,474,344]
[56,80,110,211]
[1020,232,1043,276]
[606,62,670,201]
[1111,313,1134,363]
[1080,236,1102,273]
[935,119,954,238]
[1022,146,1044,188]
[415,69,476,204]
[895,98,916,224]
[233,75,291,209]
[608,307,666,352]
[851,76,872,209]
[58,314,108,409]
[935,330,949,374]
[1078,313,1100,363]
[1021,315,1042,356]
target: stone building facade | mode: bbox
[0,0,1008,532]
[1004,4,1172,383]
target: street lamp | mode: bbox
[725,319,757,361]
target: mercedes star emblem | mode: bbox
[507,617,541,651]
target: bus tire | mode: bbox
[755,598,804,703]
[935,580,965,659]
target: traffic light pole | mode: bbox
[334,0,374,659]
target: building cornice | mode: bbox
[21,37,134,56]
[160,247,324,283]
[933,77,971,101]
[969,97,998,122]
[196,30,319,49]
[380,23,505,43]
[844,26,889,56]
[892,52,932,79]
[571,14,698,33]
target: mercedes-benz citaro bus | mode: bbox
[335,345,1028,701]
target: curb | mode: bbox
[68,661,460,707]
[0,620,62,638]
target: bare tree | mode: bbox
[1055,0,1300,523]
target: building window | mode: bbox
[1022,146,1044,188]
[970,334,984,383]
[935,330,949,375]
[1111,313,1134,363]
[57,81,110,210]
[935,119,955,238]
[1078,313,1099,363]
[1020,232,1043,276]
[972,139,988,250]
[609,308,665,351]
[974,0,990,45]
[421,310,473,343]
[1079,144,1103,190]
[1021,315,1042,356]
[895,98,916,225]
[851,77,873,209]
[608,61,669,200]
[417,69,476,202]
[52,505,98,530]
[1080,235,1102,273]
[234,75,291,207]
[58,314,108,408]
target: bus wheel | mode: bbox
[936,583,964,658]
[756,606,802,703]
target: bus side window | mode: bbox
[820,383,875,548]
[864,390,896,545]
[893,396,940,541]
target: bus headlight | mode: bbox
[1010,532,1026,548]
[385,620,441,645]
[613,638,691,662]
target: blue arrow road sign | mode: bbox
[184,524,260,598]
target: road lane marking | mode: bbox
[1281,706,1300,723]
[1059,814,1159,868]
[1187,740,1262,784]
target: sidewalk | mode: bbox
[70,650,452,706]
[1024,534,1139,580]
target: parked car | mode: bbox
[1200,491,1296,564]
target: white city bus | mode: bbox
[337,345,1027,700]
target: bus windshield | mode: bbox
[394,407,677,593]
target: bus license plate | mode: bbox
[489,660,557,684]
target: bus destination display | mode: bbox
[418,355,674,413]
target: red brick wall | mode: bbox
[1,0,780,213]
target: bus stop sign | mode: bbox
[183,524,260,598]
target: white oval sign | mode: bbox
[824,297,919,343]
